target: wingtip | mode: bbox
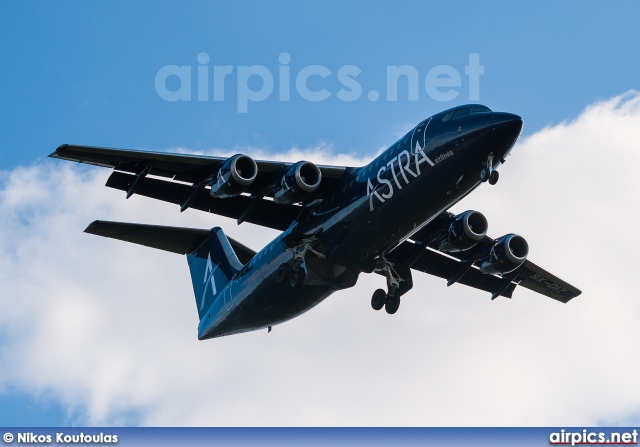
[48,144,69,158]
[84,220,102,234]
[563,289,582,303]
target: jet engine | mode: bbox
[273,161,322,205]
[478,233,529,275]
[209,154,258,198]
[439,210,488,252]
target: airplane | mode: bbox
[50,104,581,340]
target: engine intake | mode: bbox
[479,233,529,275]
[439,210,488,252]
[273,161,322,205]
[209,154,258,198]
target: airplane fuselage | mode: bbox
[198,107,523,339]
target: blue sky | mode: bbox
[1,1,640,427]
[1,1,639,169]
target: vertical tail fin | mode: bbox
[187,227,244,321]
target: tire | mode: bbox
[276,263,291,285]
[479,167,489,182]
[371,289,386,311]
[385,295,401,314]
[291,268,306,288]
[489,170,499,185]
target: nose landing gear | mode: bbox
[480,153,499,185]
[489,170,499,185]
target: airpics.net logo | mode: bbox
[154,52,485,113]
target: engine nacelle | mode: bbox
[479,233,529,275]
[439,210,488,252]
[273,161,322,205]
[209,154,258,199]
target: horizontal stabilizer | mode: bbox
[84,220,256,264]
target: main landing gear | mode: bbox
[276,238,325,288]
[479,153,499,185]
[276,262,305,288]
[371,258,403,314]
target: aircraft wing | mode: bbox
[388,212,581,303]
[512,259,582,303]
[50,144,352,231]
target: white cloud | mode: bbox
[1,91,640,426]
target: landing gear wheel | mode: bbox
[385,295,400,314]
[371,289,386,311]
[291,268,306,288]
[479,167,490,182]
[489,170,499,185]
[276,263,291,285]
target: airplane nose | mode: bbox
[489,112,523,147]
[494,112,523,133]
[488,112,523,160]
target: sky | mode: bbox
[1,1,640,427]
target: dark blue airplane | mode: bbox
[50,104,581,339]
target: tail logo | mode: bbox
[199,252,217,311]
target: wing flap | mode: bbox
[50,144,351,231]
[106,171,300,231]
[405,211,581,303]
[389,241,517,298]
[391,239,581,302]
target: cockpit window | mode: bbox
[453,108,470,119]
[468,105,492,113]
[441,105,492,122]
[442,111,455,122]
